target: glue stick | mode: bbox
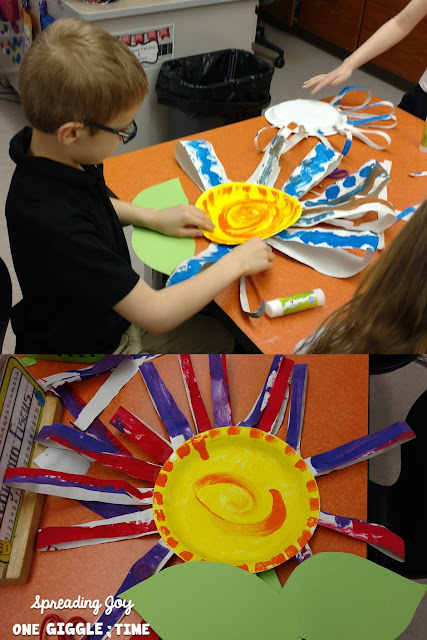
[265,289,325,318]
[420,118,427,153]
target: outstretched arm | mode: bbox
[303,0,427,94]
[113,237,274,334]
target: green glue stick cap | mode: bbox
[266,288,325,318]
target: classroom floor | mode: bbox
[0,22,426,633]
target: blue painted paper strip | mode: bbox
[305,422,415,476]
[78,500,146,519]
[209,354,233,428]
[180,139,229,190]
[286,364,307,453]
[283,143,341,199]
[274,227,379,252]
[167,243,233,287]
[139,361,194,447]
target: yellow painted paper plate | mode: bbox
[153,427,319,572]
[196,182,302,245]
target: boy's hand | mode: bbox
[229,237,274,276]
[302,62,353,94]
[152,205,215,237]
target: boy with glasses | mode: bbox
[6,18,274,354]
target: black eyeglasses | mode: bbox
[82,119,138,144]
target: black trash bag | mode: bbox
[155,49,274,118]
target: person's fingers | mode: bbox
[302,74,326,87]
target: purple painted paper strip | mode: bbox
[238,355,283,427]
[86,540,172,639]
[78,500,147,520]
[209,354,233,428]
[286,364,308,453]
[139,361,194,448]
[305,422,415,476]
[57,385,132,456]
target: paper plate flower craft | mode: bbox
[3,355,415,638]
[196,182,302,244]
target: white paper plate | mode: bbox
[264,99,347,136]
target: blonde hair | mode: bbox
[306,199,427,354]
[19,18,148,132]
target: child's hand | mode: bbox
[302,63,353,94]
[153,205,215,237]
[229,237,274,276]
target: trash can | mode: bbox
[155,49,274,138]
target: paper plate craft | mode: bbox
[196,182,302,244]
[4,354,416,639]
[153,427,320,572]
[264,86,396,151]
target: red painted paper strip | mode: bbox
[258,358,294,432]
[179,355,212,433]
[37,518,157,549]
[110,406,173,464]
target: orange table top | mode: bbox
[104,96,426,353]
[2,354,368,633]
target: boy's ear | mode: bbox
[56,122,85,145]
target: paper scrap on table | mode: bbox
[4,468,153,505]
[36,423,161,483]
[175,139,229,192]
[110,406,173,464]
[73,359,142,431]
[132,178,196,276]
[209,354,232,428]
[121,554,427,640]
[318,511,404,561]
[38,354,158,392]
[179,355,212,433]
[37,509,157,551]
[305,421,415,476]
[34,446,91,475]
[139,361,194,448]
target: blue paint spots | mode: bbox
[343,175,356,188]
[325,185,340,199]
[359,165,371,177]
[334,515,352,528]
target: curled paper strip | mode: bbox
[57,385,131,455]
[37,509,157,551]
[238,355,284,427]
[305,422,415,477]
[283,142,342,200]
[239,276,265,317]
[78,501,147,520]
[286,364,308,453]
[139,361,194,448]
[267,237,375,278]
[73,359,142,431]
[248,125,308,186]
[258,357,294,434]
[4,468,153,505]
[88,540,173,640]
[36,423,161,483]
[38,355,157,392]
[33,447,91,476]
[297,198,396,236]
[209,354,233,428]
[175,139,229,192]
[318,511,404,561]
[110,406,173,464]
[179,355,212,433]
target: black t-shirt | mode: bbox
[6,128,140,353]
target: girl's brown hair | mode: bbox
[19,18,148,132]
[306,199,427,354]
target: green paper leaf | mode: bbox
[131,178,195,276]
[258,568,282,594]
[122,554,427,640]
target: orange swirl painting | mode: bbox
[196,183,302,245]
[153,426,319,573]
